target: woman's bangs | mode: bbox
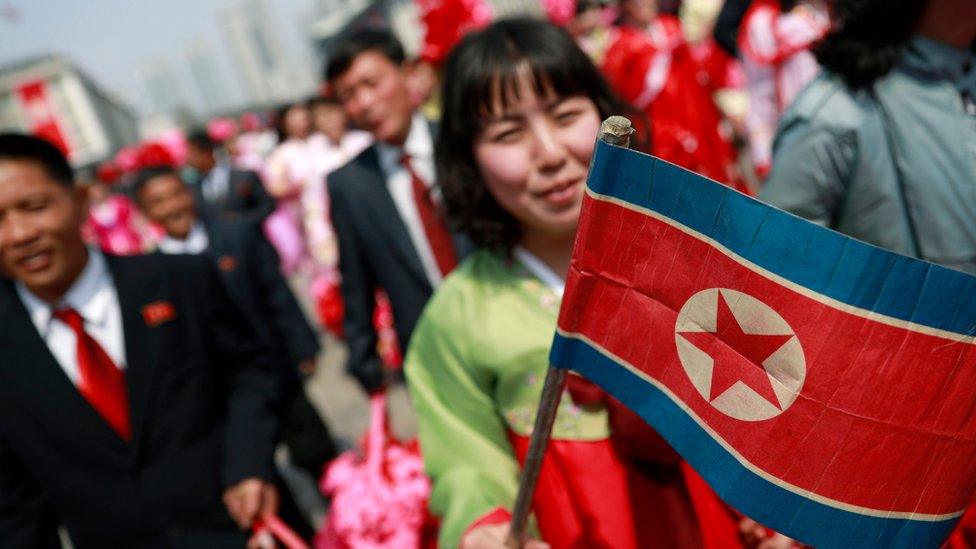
[462,37,590,128]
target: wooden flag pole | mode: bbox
[507,116,633,548]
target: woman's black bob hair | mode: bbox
[436,17,644,255]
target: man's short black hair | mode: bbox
[325,28,406,82]
[186,130,215,153]
[132,165,181,200]
[0,133,74,187]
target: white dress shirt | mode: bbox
[156,222,210,255]
[15,248,127,386]
[375,113,444,287]
[201,162,231,203]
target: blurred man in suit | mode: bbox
[133,166,335,481]
[0,133,280,548]
[185,131,275,223]
[325,29,471,393]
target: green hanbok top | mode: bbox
[405,249,615,547]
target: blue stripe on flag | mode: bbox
[586,141,976,337]
[550,334,960,549]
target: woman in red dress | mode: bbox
[602,0,748,192]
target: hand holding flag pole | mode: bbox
[506,116,634,549]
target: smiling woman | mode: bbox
[403,18,740,549]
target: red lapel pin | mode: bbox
[141,301,176,327]
[218,255,238,272]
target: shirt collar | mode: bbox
[14,247,114,331]
[375,113,433,175]
[902,36,975,85]
[157,221,210,255]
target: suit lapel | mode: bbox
[0,282,129,454]
[358,147,430,287]
[106,256,164,452]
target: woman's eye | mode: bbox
[555,110,580,124]
[23,200,47,212]
[491,127,522,143]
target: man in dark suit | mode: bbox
[185,131,275,222]
[132,166,335,480]
[326,30,471,393]
[0,133,280,548]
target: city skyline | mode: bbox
[0,0,317,116]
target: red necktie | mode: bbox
[400,154,458,277]
[53,308,131,441]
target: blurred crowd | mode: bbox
[0,0,973,547]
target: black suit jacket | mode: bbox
[193,166,275,223]
[328,132,472,392]
[200,216,320,389]
[0,253,280,548]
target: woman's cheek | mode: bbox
[568,115,602,161]
[475,144,531,191]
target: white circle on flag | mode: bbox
[674,288,805,421]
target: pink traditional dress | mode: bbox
[302,130,372,337]
[84,194,155,256]
[265,138,317,275]
[738,0,829,177]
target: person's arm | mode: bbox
[759,119,858,226]
[404,299,524,548]
[0,433,60,548]
[192,256,281,527]
[329,182,384,393]
[245,222,320,369]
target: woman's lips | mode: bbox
[536,178,582,207]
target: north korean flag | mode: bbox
[550,140,976,548]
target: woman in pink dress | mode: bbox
[265,102,316,275]
[303,96,372,338]
[82,161,155,255]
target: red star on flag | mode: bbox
[678,292,793,408]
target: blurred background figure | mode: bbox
[234,112,277,176]
[303,96,372,338]
[761,0,976,273]
[185,129,274,223]
[325,28,472,395]
[80,159,155,256]
[738,0,829,178]
[264,102,316,276]
[603,0,748,190]
[569,0,616,63]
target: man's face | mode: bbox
[0,159,89,302]
[136,173,197,240]
[185,144,215,173]
[333,51,414,146]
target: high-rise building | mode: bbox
[185,38,230,116]
[220,0,316,107]
[139,58,191,117]
[0,55,139,167]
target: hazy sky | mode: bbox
[0,0,317,114]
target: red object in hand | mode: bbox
[252,514,310,549]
